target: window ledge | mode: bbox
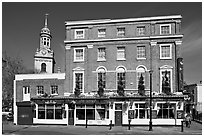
[160,58,172,60]
[74,60,85,63]
[97,59,106,62]
[51,94,58,96]
[117,58,126,61]
[137,58,146,60]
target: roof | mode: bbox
[65,15,182,26]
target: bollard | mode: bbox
[85,119,88,128]
[128,119,131,130]
[181,121,184,132]
[109,120,112,130]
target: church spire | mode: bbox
[44,13,49,28]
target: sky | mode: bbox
[2,2,202,84]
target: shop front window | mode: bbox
[135,103,146,119]
[55,104,62,119]
[86,109,95,120]
[76,109,85,120]
[157,103,176,119]
[46,104,54,119]
[38,104,45,119]
[96,109,105,120]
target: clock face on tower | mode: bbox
[41,50,47,55]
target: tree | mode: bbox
[117,75,125,96]
[162,70,171,95]
[2,52,29,108]
[97,73,104,97]
[138,73,145,96]
[74,76,81,97]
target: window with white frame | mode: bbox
[74,48,84,62]
[160,44,172,59]
[37,86,44,95]
[137,26,145,35]
[134,103,146,119]
[157,103,176,119]
[117,67,126,89]
[117,47,125,60]
[98,28,106,37]
[51,85,58,95]
[98,48,106,61]
[23,86,30,94]
[74,72,84,93]
[160,69,172,94]
[117,27,125,36]
[75,29,85,39]
[137,46,146,59]
[136,66,146,89]
[160,24,171,35]
[97,68,106,89]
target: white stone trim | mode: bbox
[159,43,172,60]
[15,73,65,81]
[74,29,85,39]
[73,70,84,93]
[64,35,183,44]
[65,15,182,26]
[160,24,172,35]
[87,44,93,49]
[74,47,85,62]
[175,41,182,45]
[159,67,173,93]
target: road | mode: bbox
[2,121,202,135]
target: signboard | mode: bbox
[128,110,134,119]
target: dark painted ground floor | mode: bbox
[2,120,202,135]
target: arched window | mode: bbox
[41,63,46,72]
[136,66,146,89]
[116,66,126,89]
[97,67,106,89]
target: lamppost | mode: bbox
[149,70,153,131]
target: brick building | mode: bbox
[14,14,185,126]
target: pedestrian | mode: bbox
[185,113,191,128]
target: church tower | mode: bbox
[34,14,55,73]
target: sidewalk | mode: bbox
[2,121,202,135]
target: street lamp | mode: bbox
[149,70,153,131]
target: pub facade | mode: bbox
[14,14,185,126]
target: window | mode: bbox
[135,103,146,119]
[74,48,84,62]
[160,44,172,59]
[51,85,58,95]
[117,27,125,36]
[41,63,46,72]
[157,103,176,119]
[76,109,85,120]
[136,66,146,89]
[117,47,125,60]
[98,48,106,61]
[38,104,63,119]
[37,86,44,95]
[137,26,145,35]
[137,46,146,59]
[117,67,126,89]
[74,72,84,93]
[75,29,85,39]
[98,28,106,37]
[97,68,106,89]
[23,86,30,94]
[160,24,171,35]
[161,70,172,94]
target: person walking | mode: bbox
[185,113,191,128]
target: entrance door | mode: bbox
[115,111,122,126]
[23,86,30,101]
[68,110,74,125]
[17,106,33,125]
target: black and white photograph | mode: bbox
[2,1,202,135]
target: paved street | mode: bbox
[2,121,202,135]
